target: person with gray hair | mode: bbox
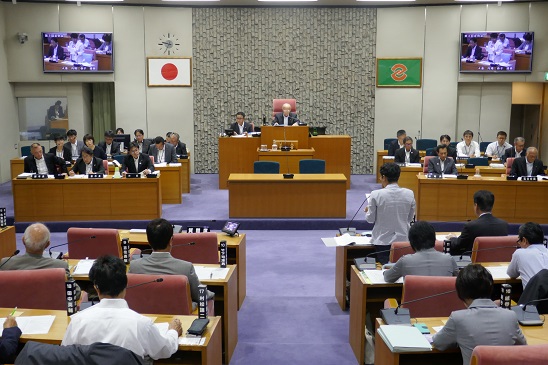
[510,147,545,177]
[0,223,80,299]
[502,136,525,163]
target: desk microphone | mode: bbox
[477,131,483,143]
[380,289,456,325]
[126,278,163,289]
[511,298,548,326]
[48,235,96,258]
[457,160,468,180]
[459,244,519,260]
[0,250,20,270]
[354,244,415,270]
[339,196,368,237]
[140,241,196,258]
[282,126,294,179]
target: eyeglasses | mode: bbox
[516,237,523,244]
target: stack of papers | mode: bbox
[377,325,432,353]
[194,266,229,280]
[0,315,56,335]
[361,270,403,284]
[489,163,505,168]
[486,265,512,280]
[73,259,95,275]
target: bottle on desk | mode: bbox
[272,140,278,151]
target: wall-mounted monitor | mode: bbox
[42,32,113,73]
[460,32,534,73]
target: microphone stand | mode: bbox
[0,250,20,270]
[339,196,368,236]
[282,125,294,179]
[381,289,456,325]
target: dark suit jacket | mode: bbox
[502,148,524,163]
[428,156,457,174]
[47,105,65,120]
[430,146,458,161]
[47,45,66,60]
[518,269,548,314]
[272,112,299,126]
[450,213,509,255]
[148,143,178,164]
[71,157,105,175]
[465,45,484,60]
[98,141,121,156]
[387,140,404,156]
[230,121,253,135]
[0,326,22,364]
[49,146,72,162]
[394,148,421,163]
[121,153,154,173]
[173,141,187,156]
[89,146,107,161]
[510,157,545,177]
[64,141,84,159]
[24,153,67,174]
[133,139,153,154]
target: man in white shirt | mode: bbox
[365,163,416,264]
[508,222,548,288]
[486,32,504,63]
[62,255,182,363]
[485,131,512,159]
[456,130,480,158]
[67,33,84,62]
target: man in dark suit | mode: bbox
[69,147,105,175]
[428,145,458,174]
[0,316,21,364]
[133,128,153,154]
[24,143,67,175]
[47,38,66,61]
[122,142,154,175]
[272,103,300,126]
[147,136,178,164]
[47,100,65,121]
[65,129,84,161]
[231,112,253,135]
[387,129,406,156]
[449,190,508,255]
[430,134,458,160]
[98,130,121,157]
[464,37,484,60]
[510,147,545,177]
[394,137,421,164]
[169,132,187,156]
[502,136,525,164]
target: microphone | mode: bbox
[456,159,468,180]
[477,131,483,143]
[339,196,368,236]
[354,243,414,271]
[511,298,548,326]
[380,289,456,325]
[459,244,519,260]
[139,241,196,258]
[0,250,20,270]
[126,277,163,289]
[49,235,96,258]
[282,126,294,179]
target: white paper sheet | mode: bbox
[194,266,229,280]
[486,265,512,280]
[333,234,372,246]
[129,229,147,233]
[0,315,56,335]
[73,259,95,275]
[153,322,205,345]
[361,269,403,284]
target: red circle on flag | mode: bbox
[161,63,178,81]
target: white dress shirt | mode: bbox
[35,157,48,174]
[157,149,165,164]
[486,141,512,159]
[456,141,480,157]
[134,157,139,172]
[105,144,112,155]
[85,162,93,174]
[283,116,289,126]
[507,245,548,288]
[70,143,79,159]
[62,299,178,360]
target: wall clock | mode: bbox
[158,33,180,55]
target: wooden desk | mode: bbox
[50,118,69,130]
[417,175,548,223]
[374,316,548,365]
[228,173,347,218]
[179,157,191,194]
[514,52,532,71]
[258,148,314,173]
[335,244,375,311]
[119,230,247,309]
[0,308,222,365]
[95,52,113,71]
[260,126,309,149]
[12,176,162,222]
[309,135,351,189]
[10,158,24,179]
[349,264,522,365]
[0,226,16,259]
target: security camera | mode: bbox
[17,32,28,44]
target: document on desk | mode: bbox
[0,315,56,335]
[334,235,372,246]
[129,229,147,233]
[361,270,403,284]
[377,325,432,352]
[73,259,95,275]
[486,265,512,280]
[194,266,229,280]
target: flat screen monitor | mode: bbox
[460,32,534,73]
[42,32,113,73]
[113,134,131,151]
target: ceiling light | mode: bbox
[162,0,220,1]
[455,0,513,2]
[66,0,124,2]
[357,0,416,2]
[258,0,318,2]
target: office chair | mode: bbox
[479,142,491,153]
[272,99,296,118]
[389,241,445,263]
[415,139,437,151]
[471,344,548,365]
[67,228,122,259]
[254,161,280,174]
[299,159,326,174]
[471,236,518,263]
[506,157,515,175]
[102,160,109,174]
[171,232,219,264]
[422,156,435,173]
[384,138,397,150]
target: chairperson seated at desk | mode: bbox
[24,142,67,175]
[432,264,526,365]
[383,221,457,283]
[69,147,105,176]
[272,103,300,126]
[49,134,72,162]
[394,137,421,164]
[428,145,458,175]
[121,142,154,175]
[509,147,545,177]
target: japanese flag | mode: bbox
[148,58,191,86]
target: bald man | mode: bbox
[272,103,300,126]
[510,147,545,177]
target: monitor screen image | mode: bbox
[460,32,534,73]
[42,32,113,73]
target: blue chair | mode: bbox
[449,141,458,149]
[479,141,491,153]
[299,159,326,174]
[425,147,435,156]
[467,157,489,166]
[113,155,125,164]
[254,161,280,174]
[384,138,397,150]
[416,139,437,151]
[21,145,45,157]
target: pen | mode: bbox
[210,272,213,279]
[10,307,17,316]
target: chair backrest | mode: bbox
[149,155,154,164]
[425,147,434,156]
[49,128,67,139]
[299,159,325,174]
[449,141,458,148]
[113,154,125,164]
[518,269,548,314]
[471,345,548,365]
[102,159,109,174]
[0,268,67,310]
[479,141,491,153]
[416,139,437,151]
[384,138,397,150]
[400,275,465,317]
[423,155,435,173]
[21,145,45,157]
[468,157,489,166]
[390,240,444,263]
[471,236,518,263]
[67,228,121,259]
[125,273,192,315]
[171,232,219,264]
[273,99,296,117]
[254,161,280,174]
[506,157,515,175]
